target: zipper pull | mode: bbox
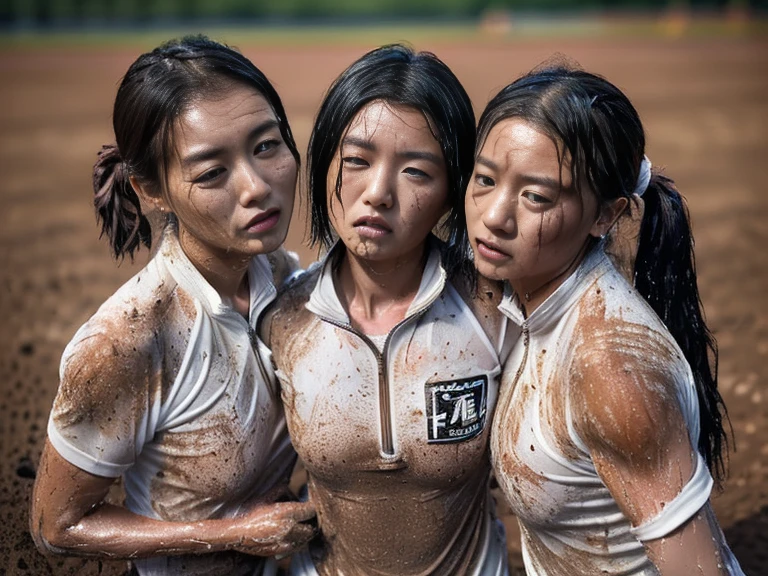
[247,325,259,350]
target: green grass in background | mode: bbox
[0,13,766,51]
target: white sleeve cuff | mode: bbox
[47,417,130,478]
[630,451,713,542]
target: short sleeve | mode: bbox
[630,451,713,541]
[47,320,159,478]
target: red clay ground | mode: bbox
[1,34,767,575]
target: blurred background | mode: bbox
[0,0,765,28]
[1,1,767,574]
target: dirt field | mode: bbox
[1,31,767,575]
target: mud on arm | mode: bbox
[30,443,315,559]
[570,343,728,575]
[30,326,315,560]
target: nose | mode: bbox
[482,189,517,235]
[360,164,394,209]
[237,161,271,207]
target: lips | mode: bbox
[245,208,280,233]
[353,215,391,231]
[353,215,392,239]
[475,238,511,261]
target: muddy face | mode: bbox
[161,84,297,272]
[466,118,624,311]
[326,101,448,271]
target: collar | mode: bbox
[497,244,612,334]
[158,228,276,329]
[306,237,447,325]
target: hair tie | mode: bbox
[634,155,652,197]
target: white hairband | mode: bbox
[634,155,652,196]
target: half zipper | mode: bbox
[317,302,431,458]
[500,323,530,417]
[305,240,446,459]
[248,324,277,400]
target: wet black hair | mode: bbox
[306,44,476,279]
[92,34,299,260]
[477,65,730,485]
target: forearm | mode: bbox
[643,505,730,576]
[36,502,249,560]
[31,443,244,560]
[32,441,315,560]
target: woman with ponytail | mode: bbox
[30,35,315,575]
[465,65,743,574]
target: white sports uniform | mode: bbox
[268,239,511,576]
[492,245,744,575]
[47,229,297,576]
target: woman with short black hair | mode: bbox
[264,45,510,575]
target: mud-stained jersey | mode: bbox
[47,229,298,576]
[492,246,744,576]
[268,239,513,576]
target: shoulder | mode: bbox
[568,307,688,463]
[101,258,195,344]
[574,263,679,348]
[265,247,302,288]
[260,264,320,347]
[56,315,159,433]
[451,272,505,342]
[59,261,191,404]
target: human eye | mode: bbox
[192,167,226,185]
[522,191,552,205]
[403,166,429,179]
[341,156,369,168]
[254,138,280,155]
[474,173,495,187]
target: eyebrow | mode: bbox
[181,119,280,168]
[475,156,499,171]
[519,174,564,189]
[341,135,443,166]
[476,156,566,189]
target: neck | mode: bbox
[178,228,251,317]
[336,243,428,334]
[511,241,590,317]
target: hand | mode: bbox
[231,494,317,557]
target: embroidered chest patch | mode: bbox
[425,375,488,443]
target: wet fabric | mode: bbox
[269,239,511,576]
[47,230,297,576]
[492,245,744,576]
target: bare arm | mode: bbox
[30,440,316,560]
[571,342,727,575]
[33,307,315,561]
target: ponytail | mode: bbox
[92,144,152,261]
[634,172,730,486]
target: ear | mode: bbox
[589,196,629,238]
[129,176,168,214]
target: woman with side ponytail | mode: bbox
[30,35,315,575]
[465,64,742,574]
[92,143,152,259]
